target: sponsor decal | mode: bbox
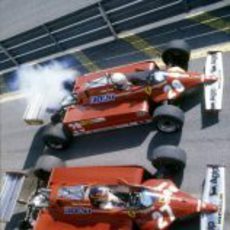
[163,85,176,99]
[80,117,106,126]
[210,53,217,73]
[100,88,114,93]
[210,88,217,103]
[64,207,93,215]
[163,80,185,99]
[151,182,177,228]
[80,120,92,126]
[207,221,217,230]
[90,94,116,104]
[128,210,136,218]
[171,79,185,93]
[68,122,85,131]
[206,167,224,229]
[209,167,220,196]
[152,204,175,229]
[144,86,152,95]
[217,193,223,225]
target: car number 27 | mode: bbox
[152,204,175,229]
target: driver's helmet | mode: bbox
[110,72,129,90]
[89,186,109,202]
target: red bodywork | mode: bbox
[62,60,216,135]
[34,166,216,230]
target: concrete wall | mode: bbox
[0,0,98,41]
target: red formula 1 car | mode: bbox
[0,162,225,230]
[23,40,224,150]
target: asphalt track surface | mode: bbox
[0,53,230,229]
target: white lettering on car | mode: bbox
[90,94,116,104]
[64,207,92,215]
[172,79,185,93]
[163,80,185,99]
[151,182,178,228]
[152,204,175,229]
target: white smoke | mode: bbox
[17,61,77,117]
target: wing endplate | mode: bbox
[201,165,225,230]
[204,51,224,111]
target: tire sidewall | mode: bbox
[155,115,183,133]
[43,135,68,150]
[150,145,187,172]
[34,155,65,180]
[153,105,184,133]
[43,123,72,150]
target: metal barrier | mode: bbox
[0,172,26,222]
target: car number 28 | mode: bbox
[163,80,185,99]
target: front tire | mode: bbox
[153,105,184,133]
[150,145,187,173]
[43,123,72,150]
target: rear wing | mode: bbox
[23,94,45,125]
[201,165,225,230]
[0,172,26,222]
[23,93,74,125]
[204,51,224,111]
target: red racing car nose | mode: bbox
[201,202,218,213]
[204,74,218,83]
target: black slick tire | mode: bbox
[153,105,184,133]
[150,145,187,173]
[162,39,190,70]
[34,155,65,181]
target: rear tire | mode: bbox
[153,105,184,133]
[34,155,65,181]
[150,145,186,173]
[43,123,72,150]
[162,39,190,70]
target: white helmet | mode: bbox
[110,72,129,90]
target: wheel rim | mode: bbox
[157,118,178,133]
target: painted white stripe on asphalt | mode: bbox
[0,92,26,104]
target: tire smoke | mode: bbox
[17,61,77,117]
